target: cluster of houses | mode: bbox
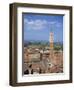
[23,46,63,75]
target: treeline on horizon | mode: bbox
[24,40,63,51]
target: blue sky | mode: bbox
[23,13,63,42]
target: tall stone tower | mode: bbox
[49,32,54,63]
[50,32,54,49]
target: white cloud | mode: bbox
[56,22,62,28]
[24,19,48,30]
[49,21,56,24]
[24,19,62,30]
[24,19,28,23]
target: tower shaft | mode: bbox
[50,32,54,49]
